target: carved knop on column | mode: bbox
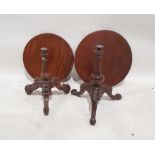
[41,47,48,60]
[96,45,104,56]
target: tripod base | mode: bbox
[25,74,70,115]
[71,82,122,125]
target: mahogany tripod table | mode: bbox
[71,30,132,125]
[23,33,74,115]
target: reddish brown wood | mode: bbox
[24,40,72,115]
[75,30,132,86]
[23,33,74,81]
[72,45,122,125]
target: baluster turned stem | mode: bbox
[41,47,48,76]
[94,45,104,75]
[90,45,104,84]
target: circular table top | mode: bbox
[23,33,74,81]
[75,30,132,86]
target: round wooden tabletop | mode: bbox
[75,30,132,86]
[23,33,74,81]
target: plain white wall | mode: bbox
[0,15,154,79]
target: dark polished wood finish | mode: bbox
[23,33,74,81]
[24,33,74,115]
[72,45,122,125]
[25,48,71,115]
[75,30,132,86]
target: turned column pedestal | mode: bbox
[25,48,70,115]
[71,45,122,125]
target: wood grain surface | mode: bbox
[23,33,74,81]
[75,30,132,86]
